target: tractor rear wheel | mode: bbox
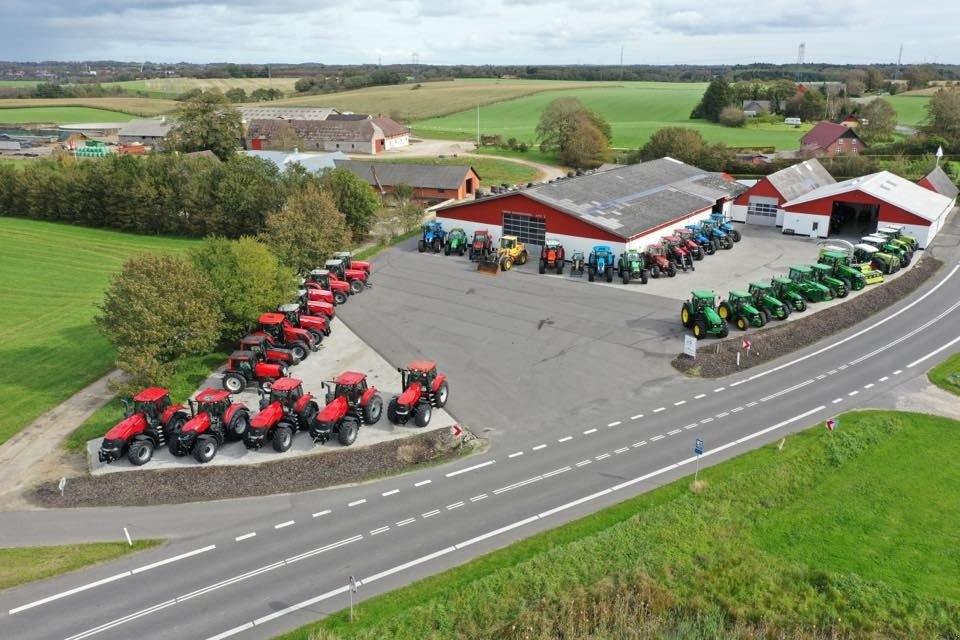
[272,425,294,452]
[338,418,359,446]
[731,230,742,242]
[779,305,790,320]
[387,397,400,425]
[735,315,747,331]
[228,411,250,440]
[539,259,546,274]
[169,438,186,457]
[363,395,383,425]
[719,323,729,338]
[557,262,564,275]
[518,251,528,265]
[651,265,660,278]
[501,256,513,271]
[458,246,465,256]
[259,378,276,393]
[223,373,245,394]
[193,436,218,463]
[349,279,363,294]
[434,381,449,408]
[127,439,154,466]
[761,309,771,324]
[164,414,187,442]
[414,403,432,428]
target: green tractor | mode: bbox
[617,250,649,284]
[787,265,833,302]
[444,228,468,256]
[680,291,729,340]
[875,226,917,260]
[748,281,791,321]
[876,224,919,251]
[718,290,766,330]
[809,263,849,298]
[818,249,881,288]
[862,235,909,267]
[769,276,807,312]
[853,243,899,275]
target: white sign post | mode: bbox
[349,575,362,621]
[123,527,132,546]
[58,477,66,497]
[683,334,697,358]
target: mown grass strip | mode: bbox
[0,540,163,592]
[927,351,960,397]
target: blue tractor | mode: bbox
[418,221,446,253]
[709,212,741,242]
[698,220,733,250]
[587,245,616,282]
[681,225,716,256]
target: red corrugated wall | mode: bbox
[782,189,931,226]
[734,177,783,205]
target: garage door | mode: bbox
[502,212,546,247]
[746,197,778,226]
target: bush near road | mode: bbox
[0,540,163,591]
[282,412,960,640]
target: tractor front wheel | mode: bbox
[418,239,426,253]
[557,262,564,275]
[363,395,383,425]
[681,304,693,328]
[338,418,359,446]
[434,381,449,408]
[731,229,742,242]
[444,245,451,256]
[718,302,730,319]
[539,259,546,274]
[298,402,319,431]
[127,439,154,466]
[223,373,245,394]
[693,319,705,339]
[605,267,613,283]
[289,342,309,362]
[667,264,677,277]
[333,291,348,305]
[349,279,363,294]
[193,436,218,463]
[228,411,250,440]
[308,329,324,345]
[501,256,513,271]
[735,315,747,331]
[641,269,648,284]
[761,309,771,325]
[387,397,400,425]
[272,425,293,452]
[651,265,660,278]
[779,305,790,320]
[414,403,432,428]
[622,271,630,285]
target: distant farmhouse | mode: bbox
[333,160,480,202]
[742,100,771,116]
[118,118,175,150]
[242,106,409,155]
[800,121,866,157]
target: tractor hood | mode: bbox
[702,307,723,326]
[350,259,371,271]
[255,362,287,378]
[103,413,148,441]
[306,287,334,303]
[306,300,334,317]
[317,396,348,422]
[298,314,328,330]
[762,294,784,308]
[397,382,422,408]
[251,403,284,429]
[344,268,367,280]
[181,413,212,435]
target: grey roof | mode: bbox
[247,118,380,143]
[439,157,745,240]
[333,160,477,190]
[742,100,771,110]
[244,149,348,173]
[765,159,836,201]
[0,140,21,150]
[118,118,174,138]
[238,106,339,121]
[922,166,959,199]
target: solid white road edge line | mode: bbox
[906,333,960,368]
[445,459,495,477]
[132,545,216,575]
[202,405,829,640]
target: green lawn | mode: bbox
[280,411,960,639]
[374,156,540,185]
[0,218,198,445]
[927,351,960,396]
[886,95,931,127]
[0,540,163,591]
[413,82,814,150]
[0,106,137,125]
[0,80,39,88]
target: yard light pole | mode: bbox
[476,104,480,147]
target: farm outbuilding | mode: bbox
[435,157,745,257]
[780,171,955,248]
[918,165,959,200]
[731,159,835,227]
[333,160,480,202]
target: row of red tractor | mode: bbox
[98,252,451,467]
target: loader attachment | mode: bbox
[476,256,500,275]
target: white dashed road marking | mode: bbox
[348,499,366,507]
[422,510,441,519]
[396,518,416,527]
[595,453,611,460]
[745,401,758,407]
[446,502,464,510]
[714,387,725,392]
[694,393,706,399]
[543,466,571,478]
[716,412,729,418]
[370,527,390,536]
[864,383,874,389]
[667,429,681,435]
[508,451,524,458]
[607,421,621,427]
[381,489,399,497]
[653,407,666,413]
[470,494,487,503]
[674,400,686,406]
[683,423,698,430]
[879,376,889,382]
[832,398,843,404]
[632,441,646,448]
[312,510,331,518]
[848,391,859,397]
[650,435,665,442]
[494,477,543,494]
[274,521,294,530]
[414,480,432,487]
[576,459,592,467]
[631,414,644,420]
[893,369,903,375]
[558,436,573,443]
[700,417,713,424]
[532,444,547,451]
[235,533,256,542]
[583,428,597,435]
[614,447,629,454]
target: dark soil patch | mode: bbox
[31,429,482,508]
[672,256,943,378]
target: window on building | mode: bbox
[812,221,819,231]
[747,202,778,218]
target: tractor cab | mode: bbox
[472,230,491,247]
[324,259,348,280]
[691,290,716,312]
[542,239,563,257]
[191,389,232,421]
[877,224,918,249]
[328,371,369,406]
[240,334,292,364]
[401,360,437,390]
[447,228,467,243]
[228,351,256,377]
[332,251,370,274]
[623,250,643,266]
[129,387,172,421]
[500,236,518,251]
[277,303,303,325]
[308,269,332,289]
[258,313,288,342]
[261,376,305,410]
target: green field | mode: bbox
[886,95,931,126]
[0,218,198,445]
[412,82,816,150]
[282,411,960,639]
[105,77,303,99]
[374,155,540,185]
[0,80,39,88]
[928,352,960,396]
[0,106,137,125]
[0,97,178,117]
[0,540,163,591]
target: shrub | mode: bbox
[719,106,747,128]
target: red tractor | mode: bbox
[325,258,367,294]
[469,229,494,261]
[387,361,449,428]
[169,389,251,463]
[309,371,383,446]
[644,244,677,278]
[97,387,189,466]
[672,229,705,260]
[306,269,350,305]
[257,312,317,361]
[661,236,695,272]
[277,303,330,345]
[222,350,289,394]
[240,334,298,366]
[244,378,318,452]
[296,288,334,321]
[538,239,566,274]
[332,251,371,278]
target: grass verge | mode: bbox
[0,218,198,446]
[278,411,960,640]
[927,351,960,397]
[0,540,163,591]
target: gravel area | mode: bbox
[672,255,944,378]
[32,428,483,509]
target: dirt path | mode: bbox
[0,371,121,510]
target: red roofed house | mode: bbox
[801,121,866,156]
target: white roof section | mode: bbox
[238,106,339,121]
[783,171,954,222]
[242,149,348,173]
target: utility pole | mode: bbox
[619,44,624,80]
[894,44,904,80]
[476,104,480,146]
[796,42,806,83]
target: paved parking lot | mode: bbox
[87,318,456,475]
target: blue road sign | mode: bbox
[694,438,704,455]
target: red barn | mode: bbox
[731,159,835,227]
[435,158,745,256]
[780,171,954,247]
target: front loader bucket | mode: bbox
[476,256,500,275]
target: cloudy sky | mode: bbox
[3,0,958,65]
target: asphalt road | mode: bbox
[1,212,958,640]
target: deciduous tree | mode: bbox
[924,89,960,146]
[558,117,610,169]
[860,98,897,142]
[690,77,732,122]
[320,167,380,238]
[169,90,243,161]
[640,127,706,165]
[259,184,350,274]
[718,106,747,128]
